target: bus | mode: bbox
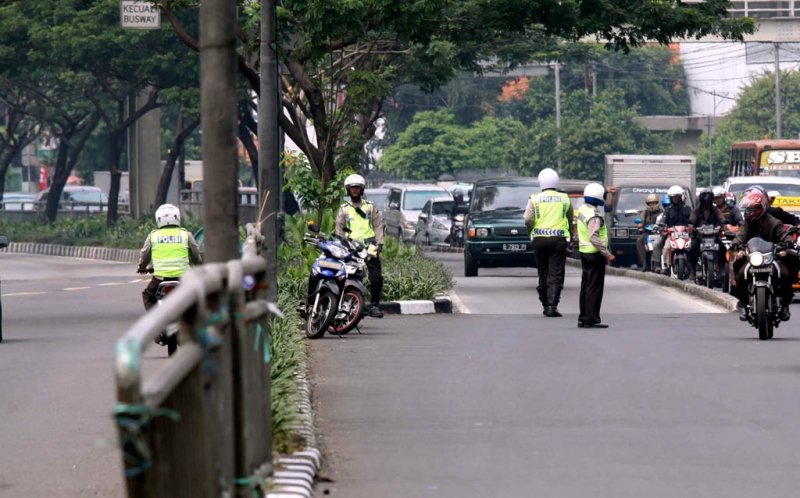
[729,139,800,177]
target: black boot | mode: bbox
[780,297,791,322]
[537,286,548,314]
[738,301,748,321]
[544,287,563,318]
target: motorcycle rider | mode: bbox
[733,188,799,321]
[449,189,469,246]
[688,189,725,281]
[767,190,800,225]
[524,168,573,317]
[654,185,692,275]
[137,203,203,311]
[714,187,743,226]
[636,193,662,272]
[651,195,670,272]
[335,173,385,318]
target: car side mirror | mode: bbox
[418,213,428,221]
[0,235,8,249]
[388,201,399,210]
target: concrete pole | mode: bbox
[775,42,782,139]
[200,0,239,263]
[259,0,279,303]
[555,61,561,170]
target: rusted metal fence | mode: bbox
[114,239,273,497]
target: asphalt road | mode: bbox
[0,254,152,498]
[310,252,800,497]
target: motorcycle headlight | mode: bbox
[748,252,764,267]
[454,213,465,222]
[329,244,348,259]
[676,239,686,250]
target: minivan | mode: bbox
[383,183,451,242]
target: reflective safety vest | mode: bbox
[577,203,608,254]
[529,190,570,238]
[151,227,190,277]
[342,201,376,242]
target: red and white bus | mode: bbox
[729,139,800,178]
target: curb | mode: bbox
[379,294,453,314]
[1,242,139,263]
[564,258,739,311]
[266,358,321,498]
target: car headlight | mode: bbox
[749,252,764,267]
[476,227,489,238]
[432,220,448,231]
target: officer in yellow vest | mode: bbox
[137,203,202,311]
[524,168,573,317]
[335,174,385,318]
[576,183,615,328]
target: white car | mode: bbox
[723,176,800,215]
[383,183,452,242]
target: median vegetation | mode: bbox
[0,213,453,453]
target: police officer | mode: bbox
[137,203,202,311]
[336,174,385,318]
[576,183,614,328]
[524,168,573,317]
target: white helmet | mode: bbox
[667,185,684,198]
[155,203,181,228]
[712,186,725,197]
[538,168,559,189]
[584,182,605,201]
[344,174,366,189]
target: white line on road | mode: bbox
[449,291,471,314]
[2,292,47,297]
[97,282,125,287]
[129,279,144,283]
[63,287,91,291]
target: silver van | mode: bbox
[383,184,451,242]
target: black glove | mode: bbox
[137,266,149,275]
[377,243,383,254]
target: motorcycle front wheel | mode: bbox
[755,286,773,341]
[306,289,337,339]
[675,258,688,280]
[705,261,716,289]
[330,288,365,335]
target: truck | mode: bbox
[604,154,697,268]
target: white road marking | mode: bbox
[63,287,91,291]
[97,282,125,287]
[449,291,471,314]
[129,279,144,283]
[2,292,47,297]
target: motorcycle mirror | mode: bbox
[307,221,320,233]
[634,217,642,224]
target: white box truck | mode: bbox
[604,154,697,268]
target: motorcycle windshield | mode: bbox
[747,237,774,254]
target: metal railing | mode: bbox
[0,200,130,215]
[729,1,799,18]
[114,235,273,497]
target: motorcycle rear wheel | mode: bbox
[306,289,337,339]
[330,288,365,335]
[756,286,773,341]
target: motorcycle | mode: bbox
[448,211,467,248]
[740,236,797,340]
[665,225,691,280]
[696,224,721,289]
[155,280,180,356]
[721,226,740,294]
[300,224,369,339]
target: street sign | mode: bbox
[120,0,160,30]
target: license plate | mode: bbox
[750,267,772,273]
[701,243,719,251]
[503,243,527,252]
[318,260,343,270]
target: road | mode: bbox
[310,252,800,497]
[0,254,150,498]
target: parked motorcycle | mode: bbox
[665,225,691,280]
[740,236,797,340]
[155,280,180,356]
[300,223,369,339]
[696,224,721,289]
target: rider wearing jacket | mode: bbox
[655,185,692,275]
[714,187,743,226]
[137,203,202,311]
[733,188,799,322]
[636,193,662,272]
[689,189,725,279]
[335,174,385,318]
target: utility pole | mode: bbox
[259,0,279,303]
[774,42,782,139]
[200,0,239,263]
[554,61,561,170]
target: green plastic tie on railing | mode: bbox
[234,476,266,498]
[254,323,270,364]
[114,403,181,478]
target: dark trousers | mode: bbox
[533,236,568,290]
[579,252,607,324]
[367,256,384,305]
[142,276,180,311]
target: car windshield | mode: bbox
[366,193,388,211]
[432,200,455,216]
[614,187,671,217]
[403,190,446,210]
[68,191,108,203]
[471,184,538,213]
[728,182,800,198]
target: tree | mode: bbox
[693,70,800,186]
[0,80,38,198]
[158,0,750,194]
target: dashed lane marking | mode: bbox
[97,282,125,287]
[2,292,47,297]
[63,287,92,291]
